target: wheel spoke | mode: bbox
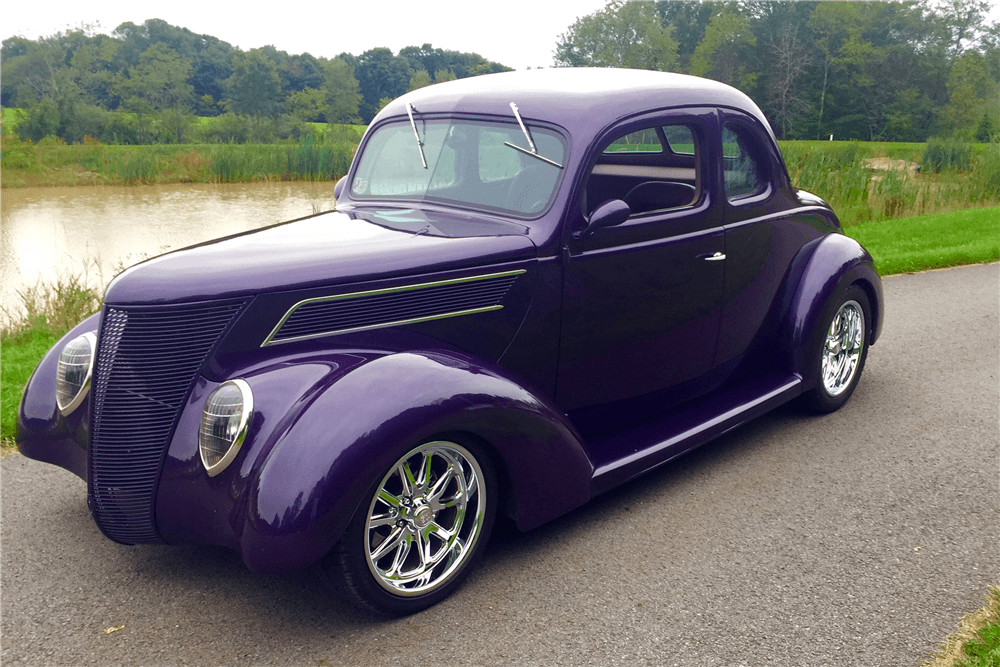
[428,520,455,541]
[378,489,401,509]
[370,527,406,563]
[387,533,413,577]
[417,451,433,490]
[427,464,456,502]
[398,461,416,496]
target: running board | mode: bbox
[588,373,803,497]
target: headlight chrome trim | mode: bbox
[55,331,97,416]
[198,378,254,478]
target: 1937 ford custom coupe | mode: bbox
[18,68,883,615]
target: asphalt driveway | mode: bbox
[3,262,997,666]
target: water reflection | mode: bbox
[1,182,338,323]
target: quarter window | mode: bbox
[722,125,766,200]
[662,125,695,155]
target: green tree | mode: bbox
[284,87,326,122]
[434,69,457,83]
[68,35,120,108]
[409,68,432,91]
[690,10,758,90]
[225,49,283,118]
[354,48,411,122]
[323,57,362,124]
[115,43,193,112]
[554,0,679,70]
[941,51,1000,138]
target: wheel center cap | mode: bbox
[413,505,434,529]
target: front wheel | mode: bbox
[802,285,871,413]
[321,438,496,615]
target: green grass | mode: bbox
[1,331,58,449]
[845,207,1000,275]
[1,106,27,135]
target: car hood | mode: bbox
[104,208,536,305]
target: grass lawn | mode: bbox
[845,206,1000,275]
[1,331,58,451]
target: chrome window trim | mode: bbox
[262,269,527,347]
[56,331,97,416]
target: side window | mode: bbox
[587,122,700,217]
[722,124,766,200]
[604,128,662,153]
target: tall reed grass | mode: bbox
[779,141,1000,226]
[209,142,353,183]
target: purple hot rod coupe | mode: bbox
[18,68,883,615]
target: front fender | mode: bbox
[17,313,102,480]
[781,233,883,388]
[238,351,592,574]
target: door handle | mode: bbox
[700,252,726,261]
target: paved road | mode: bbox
[3,263,997,667]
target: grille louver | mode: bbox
[265,270,524,346]
[88,300,245,544]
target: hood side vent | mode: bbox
[265,269,525,346]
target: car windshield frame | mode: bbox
[349,115,568,220]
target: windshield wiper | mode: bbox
[504,102,563,169]
[406,103,428,169]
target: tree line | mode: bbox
[1,19,510,143]
[3,1,998,145]
[557,0,999,141]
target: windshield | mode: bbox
[350,118,566,218]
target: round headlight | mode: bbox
[55,332,97,416]
[199,379,253,477]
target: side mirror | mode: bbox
[574,199,630,239]
[334,175,348,201]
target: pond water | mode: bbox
[1,181,339,325]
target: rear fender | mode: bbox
[780,233,883,388]
[237,350,592,574]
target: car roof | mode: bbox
[377,67,773,142]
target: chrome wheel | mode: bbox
[364,441,487,596]
[820,299,865,397]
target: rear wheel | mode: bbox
[321,439,496,615]
[803,285,871,413]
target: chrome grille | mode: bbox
[88,300,245,544]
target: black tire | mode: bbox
[802,284,871,413]
[320,437,497,615]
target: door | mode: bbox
[557,110,726,434]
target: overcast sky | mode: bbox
[4,0,612,70]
